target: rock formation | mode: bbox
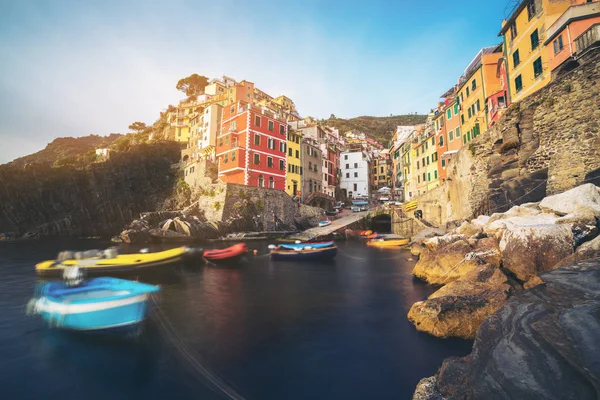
[413,258,600,400]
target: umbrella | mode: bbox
[377,187,391,193]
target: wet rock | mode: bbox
[408,265,510,339]
[499,223,574,281]
[430,258,600,400]
[411,243,426,257]
[523,275,544,290]
[424,234,466,252]
[413,240,485,285]
[470,215,490,227]
[539,183,600,217]
[120,228,151,244]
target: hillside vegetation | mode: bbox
[325,114,427,145]
[8,134,122,168]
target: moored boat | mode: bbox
[203,243,249,265]
[36,247,190,277]
[318,220,332,227]
[270,245,337,261]
[27,272,160,332]
[367,238,410,248]
[278,241,335,250]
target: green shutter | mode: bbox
[434,170,438,179]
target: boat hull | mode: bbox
[203,243,248,265]
[270,246,337,261]
[367,239,409,247]
[279,241,334,250]
[35,247,189,277]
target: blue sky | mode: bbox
[0,0,510,163]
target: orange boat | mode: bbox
[203,243,248,265]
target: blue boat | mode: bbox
[270,246,337,261]
[318,220,332,227]
[28,276,160,332]
[278,241,335,250]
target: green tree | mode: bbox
[128,122,147,133]
[176,74,209,97]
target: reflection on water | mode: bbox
[0,239,472,400]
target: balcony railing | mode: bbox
[575,23,600,56]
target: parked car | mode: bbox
[351,206,361,212]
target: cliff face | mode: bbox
[0,142,181,237]
[418,51,600,226]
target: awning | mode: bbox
[441,150,458,159]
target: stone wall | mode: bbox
[417,50,600,225]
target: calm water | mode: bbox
[0,239,472,400]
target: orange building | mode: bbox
[487,57,510,127]
[545,0,600,76]
[436,86,461,182]
[216,101,288,190]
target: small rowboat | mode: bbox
[318,220,332,227]
[36,247,190,277]
[367,238,410,248]
[367,232,380,239]
[278,241,334,250]
[27,274,160,333]
[360,230,373,236]
[270,245,337,261]
[203,243,248,265]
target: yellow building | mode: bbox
[286,128,302,198]
[499,0,573,103]
[168,100,199,143]
[457,46,503,146]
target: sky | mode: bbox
[0,0,511,163]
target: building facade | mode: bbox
[286,128,302,198]
[340,151,370,199]
[301,137,323,199]
[216,101,288,190]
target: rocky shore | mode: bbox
[409,183,600,398]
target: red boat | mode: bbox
[203,243,249,265]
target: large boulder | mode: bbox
[413,240,484,284]
[487,205,541,224]
[418,258,600,400]
[554,235,600,269]
[499,222,574,281]
[539,183,600,217]
[423,234,466,252]
[456,221,482,238]
[408,265,510,339]
[411,243,426,257]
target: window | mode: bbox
[466,87,470,97]
[309,161,312,170]
[456,127,461,137]
[225,135,229,145]
[447,109,452,119]
[467,131,471,142]
[527,0,536,20]
[454,103,459,115]
[442,159,446,168]
[380,166,384,173]
[353,183,357,192]
[267,157,273,168]
[268,120,274,131]
[554,35,564,54]
[254,134,260,146]
[416,148,419,156]
[513,50,520,68]
[476,99,481,113]
[255,115,261,126]
[473,123,481,138]
[530,29,539,50]
[433,153,438,162]
[427,173,431,182]
[449,130,454,141]
[515,75,523,92]
[280,125,285,135]
[354,163,358,168]
[468,107,472,118]
[279,159,285,170]
[258,174,264,188]
[224,153,228,163]
[269,177,274,189]
[232,152,236,162]
[417,160,420,169]
[471,79,476,91]
[426,156,430,165]
[510,23,517,40]
[423,172,426,182]
[346,173,350,178]
[288,148,292,156]
[344,155,348,160]
[461,114,465,124]
[354,172,358,178]
[431,137,435,145]
[418,176,421,183]
[434,170,438,179]
[346,163,349,169]
[254,153,260,165]
[296,150,299,158]
[219,136,223,146]
[230,105,235,114]
[533,57,543,78]
[267,138,275,149]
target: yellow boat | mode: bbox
[35,246,190,276]
[367,238,410,248]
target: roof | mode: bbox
[498,0,528,36]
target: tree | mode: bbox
[329,114,336,119]
[176,74,209,97]
[128,122,147,133]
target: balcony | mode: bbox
[171,122,188,128]
[546,3,600,45]
[575,23,600,56]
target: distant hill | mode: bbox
[324,114,427,145]
[8,134,122,168]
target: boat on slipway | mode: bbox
[35,247,190,277]
[27,272,160,333]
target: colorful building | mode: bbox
[301,137,323,199]
[216,101,288,190]
[340,151,371,199]
[487,57,511,127]
[432,105,448,183]
[499,0,574,103]
[371,151,391,191]
[403,125,422,201]
[457,46,503,147]
[286,128,302,198]
[544,1,600,76]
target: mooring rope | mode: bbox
[151,299,247,400]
